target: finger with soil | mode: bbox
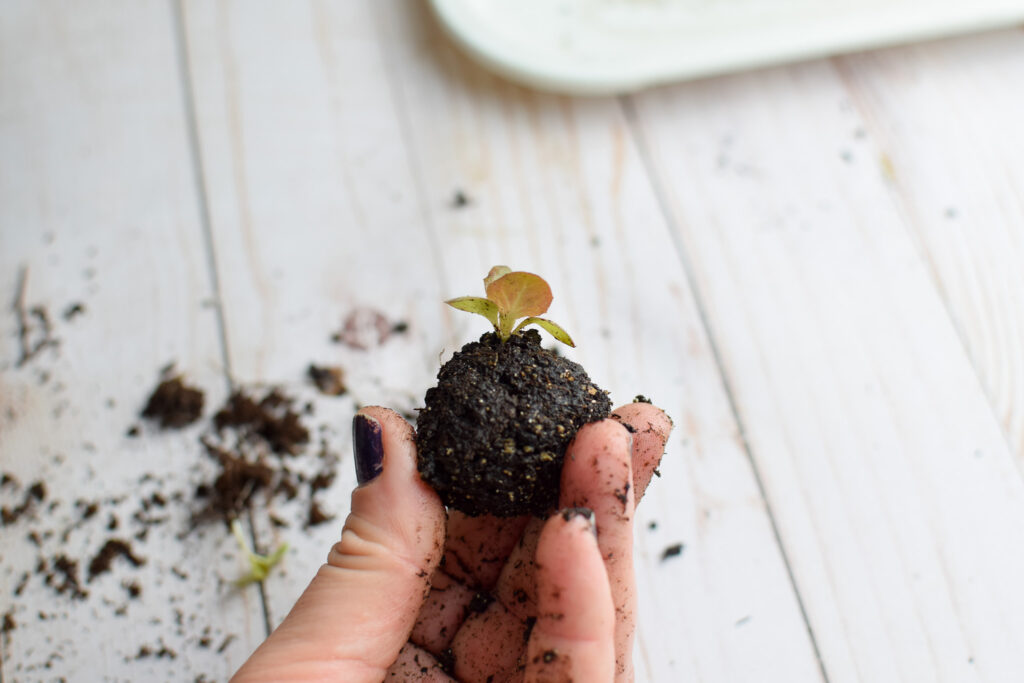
[490,408,668,623]
[558,419,636,682]
[232,408,446,682]
[450,599,531,683]
[610,402,673,502]
[441,512,530,589]
[410,568,477,654]
[524,509,616,683]
[385,642,457,681]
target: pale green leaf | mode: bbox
[513,317,575,347]
[483,265,512,289]
[446,296,499,327]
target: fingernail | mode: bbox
[561,507,597,536]
[353,413,384,484]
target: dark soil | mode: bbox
[88,539,146,581]
[661,543,684,561]
[141,374,205,428]
[307,364,346,396]
[416,330,611,517]
[213,390,309,456]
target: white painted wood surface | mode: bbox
[3,2,1024,682]
[0,3,263,681]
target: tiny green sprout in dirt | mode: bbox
[231,519,288,587]
[446,266,575,347]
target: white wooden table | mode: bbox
[3,3,1024,682]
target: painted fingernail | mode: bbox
[561,507,597,536]
[353,413,384,484]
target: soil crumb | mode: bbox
[306,500,333,528]
[45,555,88,600]
[88,539,146,580]
[661,543,684,561]
[307,364,346,396]
[213,389,309,456]
[63,302,86,321]
[451,189,471,208]
[141,371,205,429]
[1,480,47,526]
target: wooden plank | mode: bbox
[832,29,1024,462]
[178,0,451,633]
[371,5,827,680]
[180,0,826,678]
[628,52,1024,682]
[0,2,264,680]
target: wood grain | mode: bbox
[833,29,1024,464]
[0,1,263,680]
[182,0,828,680]
[628,52,1024,682]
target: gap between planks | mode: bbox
[618,93,832,683]
[169,0,273,640]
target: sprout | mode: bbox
[231,519,288,587]
[446,266,575,347]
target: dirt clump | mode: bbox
[307,364,346,396]
[141,372,205,429]
[417,330,611,517]
[88,539,146,581]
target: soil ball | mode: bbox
[416,330,611,516]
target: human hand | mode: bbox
[231,402,671,682]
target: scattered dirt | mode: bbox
[1,479,47,526]
[88,539,146,581]
[213,389,309,456]
[417,330,611,517]
[195,441,274,522]
[307,364,346,396]
[45,555,88,600]
[12,266,59,368]
[63,302,86,321]
[141,372,205,429]
[330,308,408,350]
[661,543,684,561]
[306,500,333,528]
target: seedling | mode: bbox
[231,519,288,587]
[417,266,610,517]
[446,266,575,347]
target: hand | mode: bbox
[231,402,671,682]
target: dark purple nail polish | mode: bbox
[353,413,384,484]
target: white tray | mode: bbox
[428,0,1024,94]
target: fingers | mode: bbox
[524,509,615,682]
[442,512,530,589]
[559,419,636,682]
[450,600,531,682]
[610,402,673,502]
[385,643,457,681]
[409,568,476,654]
[232,407,446,683]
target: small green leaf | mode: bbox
[513,317,575,347]
[446,296,499,327]
[485,272,552,320]
[231,519,289,587]
[483,265,512,289]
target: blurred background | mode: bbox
[3,1,1024,681]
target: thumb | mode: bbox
[232,407,446,683]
